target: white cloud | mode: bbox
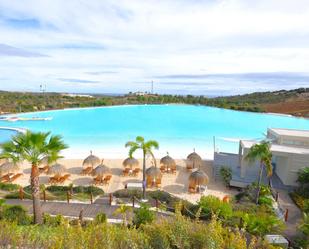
[0,0,308,95]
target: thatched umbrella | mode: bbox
[0,162,19,175]
[47,163,66,177]
[160,152,176,171]
[188,169,209,191]
[83,151,100,169]
[92,160,111,177]
[187,149,202,169]
[146,166,162,182]
[123,157,139,169]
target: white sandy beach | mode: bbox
[12,158,237,203]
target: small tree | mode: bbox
[133,203,154,227]
[125,136,159,199]
[245,141,272,204]
[219,167,232,187]
[0,131,67,224]
[94,212,107,224]
[113,204,132,226]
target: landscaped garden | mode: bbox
[289,167,309,248]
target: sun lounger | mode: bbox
[81,167,93,175]
[8,173,23,183]
[59,174,71,184]
[132,168,140,176]
[93,176,103,185]
[188,187,196,194]
[103,175,112,185]
[160,166,166,173]
[122,168,130,176]
[49,176,61,184]
[155,178,161,188]
[0,173,14,183]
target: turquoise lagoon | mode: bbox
[0,105,309,158]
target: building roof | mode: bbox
[241,139,309,155]
[269,128,309,139]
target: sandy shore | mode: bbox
[11,158,237,203]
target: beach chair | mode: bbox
[81,167,92,175]
[188,187,196,194]
[132,168,140,176]
[122,168,130,176]
[103,175,112,185]
[59,174,70,184]
[146,178,152,188]
[155,178,161,188]
[160,165,166,173]
[0,173,14,183]
[93,176,103,185]
[8,173,23,183]
[171,167,176,174]
[49,176,61,185]
[39,165,49,174]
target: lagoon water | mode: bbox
[1,105,309,159]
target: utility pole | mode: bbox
[151,80,154,94]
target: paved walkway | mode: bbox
[5,198,169,221]
[275,189,302,238]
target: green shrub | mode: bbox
[258,196,273,207]
[242,212,284,236]
[304,199,309,213]
[1,205,31,225]
[43,214,67,227]
[198,195,233,219]
[297,167,309,186]
[94,212,107,224]
[290,192,306,210]
[133,204,155,227]
[0,183,20,191]
[113,189,143,199]
[219,166,232,187]
[46,185,104,196]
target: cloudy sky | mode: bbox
[0,0,309,96]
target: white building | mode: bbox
[214,128,309,188]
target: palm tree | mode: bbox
[0,131,67,224]
[125,136,159,199]
[113,204,132,226]
[245,141,272,204]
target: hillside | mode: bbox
[0,88,308,117]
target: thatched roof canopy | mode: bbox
[160,153,176,169]
[93,160,110,176]
[146,166,162,179]
[47,163,66,175]
[122,157,139,168]
[187,149,202,168]
[189,169,209,186]
[83,151,100,168]
[0,162,19,175]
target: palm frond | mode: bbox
[136,136,145,143]
[128,146,139,158]
[125,141,138,148]
[145,140,159,150]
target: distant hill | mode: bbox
[0,88,308,117]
